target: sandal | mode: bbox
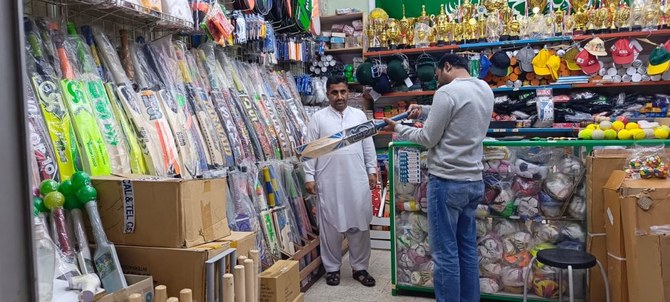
[353,270,376,287]
[325,271,340,286]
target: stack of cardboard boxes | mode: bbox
[88,175,285,301]
[589,149,670,302]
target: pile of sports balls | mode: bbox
[578,117,670,140]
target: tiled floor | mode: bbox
[304,249,435,302]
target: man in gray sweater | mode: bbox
[384,54,494,302]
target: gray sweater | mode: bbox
[395,77,494,181]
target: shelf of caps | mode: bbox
[364,29,670,58]
[30,0,194,32]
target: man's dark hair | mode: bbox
[326,75,348,90]
[436,54,469,70]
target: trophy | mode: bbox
[529,0,548,14]
[435,4,450,45]
[615,2,631,31]
[564,13,576,35]
[370,17,388,51]
[630,1,644,30]
[499,6,513,40]
[572,0,590,33]
[486,13,503,42]
[386,18,400,49]
[366,23,378,49]
[554,7,566,35]
[398,4,411,48]
[477,6,488,42]
[418,5,432,25]
[643,0,662,30]
[414,22,431,48]
[509,14,521,40]
[462,0,476,22]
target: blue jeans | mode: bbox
[428,175,484,302]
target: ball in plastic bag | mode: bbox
[480,278,501,294]
[655,164,669,178]
[645,155,662,168]
[568,196,586,220]
[640,167,654,179]
[480,262,502,278]
[517,196,540,219]
[503,250,532,268]
[561,223,586,243]
[493,219,519,237]
[501,265,526,288]
[502,232,531,256]
[539,192,564,218]
[629,158,643,169]
[533,278,560,298]
[396,182,416,196]
[533,223,561,244]
[476,219,490,238]
[478,234,504,264]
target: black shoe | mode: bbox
[353,270,376,287]
[325,271,340,286]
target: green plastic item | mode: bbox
[76,185,97,204]
[39,179,60,196]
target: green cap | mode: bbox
[650,46,670,65]
[416,62,436,82]
[387,59,408,83]
[356,62,375,86]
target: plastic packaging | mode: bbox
[34,216,57,301]
[161,0,192,24]
[624,144,669,179]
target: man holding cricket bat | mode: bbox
[303,76,378,287]
[384,54,494,302]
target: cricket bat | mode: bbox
[124,34,183,177]
[175,44,226,169]
[69,208,95,275]
[180,289,193,302]
[25,18,81,180]
[24,71,60,182]
[142,39,202,179]
[233,265,246,302]
[69,23,131,175]
[297,112,409,161]
[53,29,112,176]
[222,274,234,302]
[84,196,127,292]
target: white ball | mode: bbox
[599,121,612,130]
[591,129,605,140]
[645,128,655,139]
[396,182,416,196]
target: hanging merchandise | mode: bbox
[201,1,235,46]
[161,0,192,26]
[255,0,272,15]
[234,0,256,11]
[25,18,82,181]
[140,0,162,11]
[66,23,131,175]
[293,0,312,32]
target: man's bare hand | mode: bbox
[305,182,317,195]
[382,118,397,132]
[368,174,378,190]
[407,104,422,119]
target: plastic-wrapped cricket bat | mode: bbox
[93,27,173,176]
[79,185,127,292]
[175,42,226,169]
[66,23,131,174]
[24,70,60,182]
[63,194,95,275]
[146,37,206,178]
[80,26,147,175]
[25,17,81,180]
[53,28,112,176]
[196,44,247,166]
[297,112,409,161]
[186,49,235,168]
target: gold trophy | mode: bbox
[398,4,411,48]
[418,5,431,25]
[478,7,488,42]
[572,0,590,33]
[630,1,644,30]
[414,22,431,48]
[435,4,450,45]
[509,14,521,40]
[462,0,475,22]
[554,7,566,35]
[366,23,377,49]
[371,17,387,50]
[529,0,548,14]
[564,13,576,35]
[499,6,513,40]
[643,0,662,30]
[386,18,400,49]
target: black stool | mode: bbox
[522,248,610,302]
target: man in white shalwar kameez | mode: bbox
[303,76,378,287]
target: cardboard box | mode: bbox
[116,242,232,302]
[587,149,632,233]
[607,255,628,302]
[260,260,300,302]
[91,175,230,248]
[587,235,608,302]
[219,231,257,258]
[292,293,305,302]
[633,234,670,302]
[95,275,153,302]
[603,171,670,302]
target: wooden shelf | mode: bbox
[572,28,670,40]
[320,12,364,24]
[375,81,670,99]
[363,30,670,57]
[324,47,363,54]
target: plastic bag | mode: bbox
[624,144,669,179]
[161,0,193,24]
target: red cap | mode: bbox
[611,39,634,65]
[575,49,600,75]
[664,40,670,52]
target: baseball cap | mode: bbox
[532,49,552,76]
[547,55,561,80]
[648,46,670,76]
[489,51,511,77]
[575,49,600,75]
[516,46,535,73]
[562,47,582,71]
[585,37,608,56]
[479,55,492,79]
[611,39,635,65]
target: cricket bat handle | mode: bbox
[167,298,179,302]
[179,289,193,302]
[52,208,75,257]
[249,250,260,302]
[155,285,168,302]
[71,208,95,274]
[244,259,255,302]
[129,293,143,302]
[233,265,246,302]
[84,201,110,245]
[373,112,409,129]
[238,256,247,265]
[222,273,234,302]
